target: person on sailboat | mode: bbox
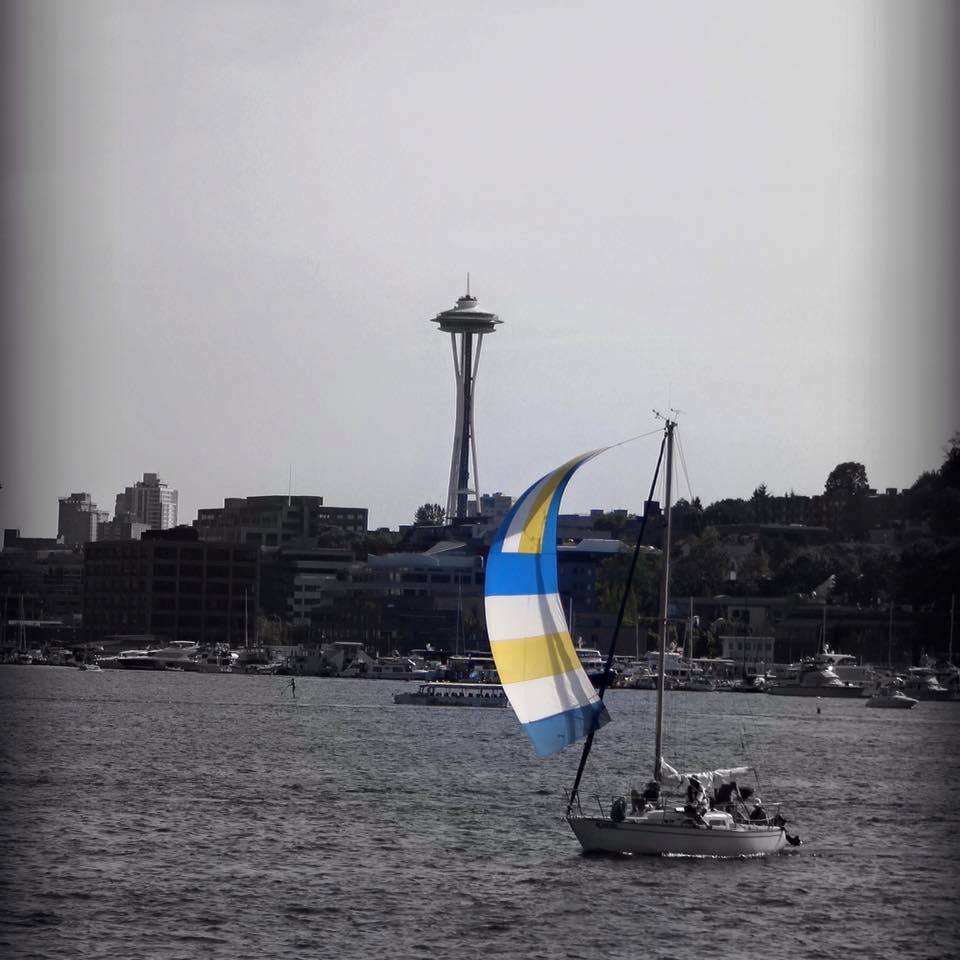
[684,775,708,824]
[749,799,767,823]
[715,780,743,814]
[631,781,660,814]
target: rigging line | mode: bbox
[566,431,668,816]
[606,426,666,449]
[674,428,695,504]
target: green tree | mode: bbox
[737,544,773,589]
[905,433,960,536]
[355,528,402,559]
[702,498,751,525]
[824,462,870,539]
[413,503,445,526]
[673,497,704,537]
[824,462,869,496]
[592,510,631,540]
[772,549,833,596]
[596,553,660,621]
[750,484,771,523]
[940,431,960,486]
[671,528,732,597]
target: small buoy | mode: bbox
[816,696,822,715]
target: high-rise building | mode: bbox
[430,280,502,521]
[58,493,108,546]
[115,473,178,530]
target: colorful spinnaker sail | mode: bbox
[484,450,611,757]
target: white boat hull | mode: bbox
[865,696,917,709]
[567,814,788,857]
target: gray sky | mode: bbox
[2,1,957,535]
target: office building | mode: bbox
[114,473,178,529]
[58,493,108,546]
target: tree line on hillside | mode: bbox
[596,433,960,625]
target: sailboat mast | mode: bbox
[654,420,675,782]
[950,592,955,664]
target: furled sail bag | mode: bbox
[484,450,611,757]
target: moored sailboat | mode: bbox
[484,417,797,857]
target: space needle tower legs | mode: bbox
[431,280,502,521]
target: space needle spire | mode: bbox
[430,279,502,521]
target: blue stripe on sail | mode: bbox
[484,553,557,597]
[524,701,611,758]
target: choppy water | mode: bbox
[1,666,958,960]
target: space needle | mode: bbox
[430,278,502,521]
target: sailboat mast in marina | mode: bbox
[484,417,798,856]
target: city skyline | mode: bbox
[2,2,957,539]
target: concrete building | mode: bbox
[114,473,178,530]
[479,491,513,524]
[97,518,150,541]
[719,634,776,675]
[194,495,368,546]
[258,546,356,625]
[1,529,83,623]
[81,527,259,646]
[309,542,486,652]
[58,493,108,546]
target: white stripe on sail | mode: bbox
[503,669,600,726]
[485,593,568,642]
[500,473,555,554]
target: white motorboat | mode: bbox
[865,685,918,709]
[148,640,201,670]
[365,656,437,681]
[766,656,864,697]
[98,649,155,669]
[900,667,953,701]
[483,418,797,857]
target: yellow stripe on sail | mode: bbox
[490,633,581,685]
[517,456,585,554]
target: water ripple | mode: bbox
[1,668,959,959]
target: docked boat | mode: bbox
[148,640,201,670]
[196,643,239,673]
[484,418,797,857]
[98,649,157,669]
[365,656,438,681]
[866,685,918,709]
[866,685,917,710]
[900,667,954,701]
[575,646,610,687]
[103,641,201,671]
[766,655,865,697]
[393,681,507,707]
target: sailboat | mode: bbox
[484,417,797,856]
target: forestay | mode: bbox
[484,450,611,757]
